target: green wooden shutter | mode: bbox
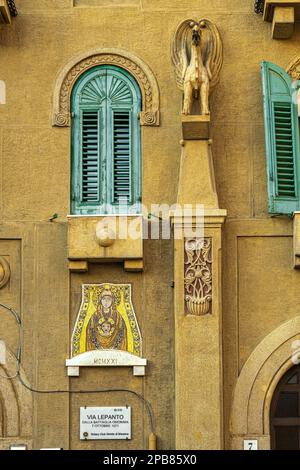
[113,110,131,205]
[81,110,100,203]
[71,66,141,215]
[261,61,300,215]
[273,102,296,198]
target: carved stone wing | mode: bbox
[171,19,194,91]
[200,19,223,91]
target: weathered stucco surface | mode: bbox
[0,0,300,450]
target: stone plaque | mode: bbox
[66,350,147,377]
[80,407,131,441]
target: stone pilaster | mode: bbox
[172,116,226,449]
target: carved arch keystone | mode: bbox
[52,48,160,127]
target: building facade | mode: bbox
[0,0,300,450]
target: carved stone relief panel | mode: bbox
[184,238,212,316]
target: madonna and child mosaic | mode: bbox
[71,284,142,358]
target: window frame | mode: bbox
[261,61,300,215]
[71,65,142,215]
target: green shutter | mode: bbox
[273,102,295,198]
[113,110,131,205]
[71,66,141,215]
[261,61,300,215]
[81,110,100,203]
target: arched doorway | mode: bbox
[271,365,300,450]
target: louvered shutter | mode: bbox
[113,111,131,205]
[81,110,100,203]
[71,66,141,215]
[261,61,300,215]
[273,103,295,198]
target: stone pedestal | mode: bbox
[181,115,210,140]
[177,140,219,209]
[172,114,226,449]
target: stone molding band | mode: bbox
[52,48,160,127]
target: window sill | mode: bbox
[67,214,144,272]
[67,213,144,218]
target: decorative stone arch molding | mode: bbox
[52,48,160,127]
[0,347,32,449]
[286,55,300,79]
[230,317,300,450]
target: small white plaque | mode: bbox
[66,350,147,377]
[244,439,258,450]
[9,445,27,451]
[80,407,131,441]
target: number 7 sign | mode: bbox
[244,440,258,450]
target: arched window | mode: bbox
[270,364,300,450]
[71,65,142,215]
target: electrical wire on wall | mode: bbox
[0,303,157,450]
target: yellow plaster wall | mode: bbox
[0,0,300,449]
[69,238,174,450]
